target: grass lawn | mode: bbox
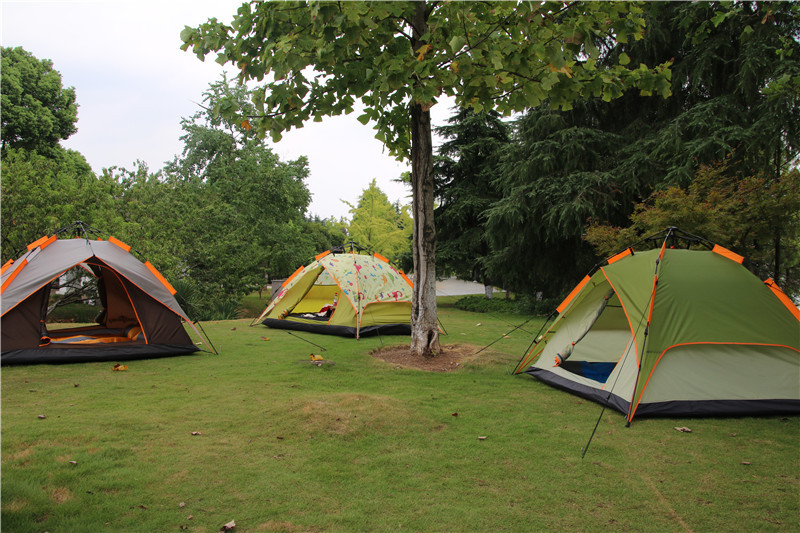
[2,298,798,532]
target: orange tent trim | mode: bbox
[712,244,744,264]
[627,341,800,422]
[607,248,632,264]
[0,259,28,295]
[764,279,800,322]
[283,265,305,287]
[399,270,414,288]
[144,261,177,295]
[109,236,132,252]
[27,235,51,251]
[556,275,591,314]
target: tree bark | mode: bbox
[408,1,439,357]
[410,101,440,357]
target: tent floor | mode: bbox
[1,344,201,365]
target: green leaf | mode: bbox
[619,52,631,66]
[711,12,728,27]
[449,35,467,53]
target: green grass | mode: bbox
[240,291,270,318]
[2,301,798,532]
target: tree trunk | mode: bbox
[410,101,440,357]
[409,1,440,358]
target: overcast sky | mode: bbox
[1,0,455,219]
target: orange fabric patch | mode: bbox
[607,248,632,264]
[109,236,132,252]
[144,261,177,295]
[399,270,414,288]
[764,279,800,322]
[0,258,27,294]
[283,265,305,287]
[27,235,52,251]
[712,244,744,264]
[556,275,591,314]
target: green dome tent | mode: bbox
[254,247,413,338]
[513,228,800,422]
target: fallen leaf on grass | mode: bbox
[741,461,752,465]
[112,363,128,372]
[191,431,203,436]
[187,515,193,520]
[673,426,692,433]
[37,414,46,419]
[475,323,482,327]
[221,519,236,531]
[261,337,270,341]
[451,412,458,417]
[477,436,487,440]
[179,502,186,508]
[69,461,77,465]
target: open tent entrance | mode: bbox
[42,259,188,347]
[546,281,635,385]
[279,266,341,319]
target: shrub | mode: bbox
[515,294,561,316]
[454,295,518,314]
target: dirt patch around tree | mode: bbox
[369,343,483,372]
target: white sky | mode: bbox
[1,0,455,219]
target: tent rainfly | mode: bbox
[513,228,800,422]
[1,223,209,365]
[254,248,413,338]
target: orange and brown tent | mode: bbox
[1,222,209,365]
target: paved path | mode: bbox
[435,277,500,296]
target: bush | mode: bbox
[515,294,561,316]
[454,295,518,314]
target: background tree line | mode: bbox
[434,1,800,299]
[1,48,408,319]
[3,1,799,325]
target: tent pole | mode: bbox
[351,248,362,339]
[625,230,672,425]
